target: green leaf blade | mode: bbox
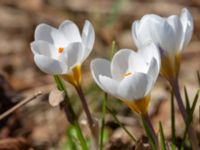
[159,121,167,150]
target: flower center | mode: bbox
[58,47,64,53]
[124,72,132,78]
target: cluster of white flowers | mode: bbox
[31,8,193,114]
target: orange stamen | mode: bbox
[58,47,64,53]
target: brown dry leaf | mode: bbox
[0,137,31,150]
[134,137,151,150]
[135,143,150,150]
[48,89,64,107]
[105,138,134,150]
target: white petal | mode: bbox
[59,42,83,68]
[138,43,161,69]
[34,54,68,75]
[90,58,111,92]
[128,51,148,73]
[81,20,95,62]
[147,58,160,82]
[134,14,164,48]
[167,15,183,53]
[31,41,58,59]
[135,14,177,53]
[99,75,119,96]
[132,21,142,48]
[140,14,164,23]
[180,8,193,50]
[82,20,95,50]
[59,20,82,43]
[111,49,132,80]
[35,23,67,48]
[117,73,154,100]
[148,19,177,53]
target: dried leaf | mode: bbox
[49,89,64,107]
[0,137,31,150]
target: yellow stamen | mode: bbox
[61,65,81,87]
[58,47,64,53]
[124,72,132,77]
[123,96,150,115]
[160,53,181,81]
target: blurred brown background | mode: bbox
[0,0,199,149]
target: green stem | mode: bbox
[99,93,107,150]
[54,75,88,150]
[106,106,137,142]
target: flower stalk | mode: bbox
[54,75,88,150]
[141,114,158,148]
[170,79,199,150]
[75,85,99,150]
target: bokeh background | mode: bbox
[0,0,199,149]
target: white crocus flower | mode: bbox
[132,8,193,81]
[91,43,160,114]
[31,20,95,87]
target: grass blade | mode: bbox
[141,116,157,150]
[66,126,78,150]
[184,87,190,113]
[74,121,88,150]
[106,106,137,142]
[181,89,200,149]
[104,0,127,26]
[99,93,107,150]
[171,143,177,150]
[190,89,200,116]
[197,71,200,86]
[109,41,116,60]
[159,121,167,150]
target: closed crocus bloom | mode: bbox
[91,43,160,115]
[31,20,95,87]
[132,8,193,81]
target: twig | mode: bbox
[0,91,42,121]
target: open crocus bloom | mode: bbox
[91,43,160,115]
[31,20,95,87]
[132,8,193,81]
